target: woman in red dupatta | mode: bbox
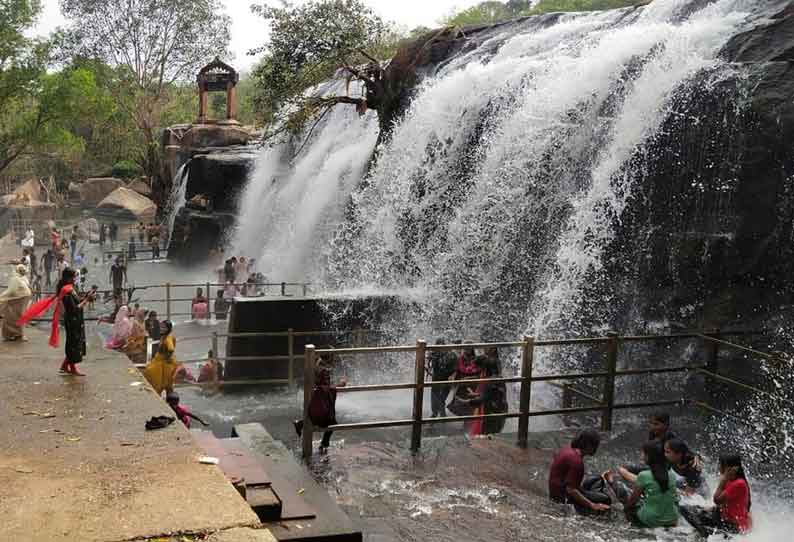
[18,267,89,375]
[466,349,508,437]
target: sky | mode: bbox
[33,0,486,71]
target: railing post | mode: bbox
[281,282,286,296]
[303,283,308,297]
[302,345,316,461]
[165,282,172,321]
[206,281,211,320]
[601,332,619,432]
[411,339,427,453]
[288,328,295,387]
[517,335,534,448]
[212,332,219,362]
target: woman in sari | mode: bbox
[0,265,32,341]
[466,351,508,436]
[143,320,177,396]
[106,306,133,349]
[121,309,147,363]
[18,267,89,375]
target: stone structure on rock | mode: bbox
[157,59,257,263]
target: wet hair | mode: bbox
[665,438,689,458]
[651,412,670,426]
[166,391,179,404]
[571,430,600,453]
[435,338,446,345]
[719,454,751,510]
[56,268,76,292]
[161,320,173,335]
[643,441,670,492]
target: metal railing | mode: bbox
[298,330,780,460]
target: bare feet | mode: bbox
[59,360,70,374]
[68,364,85,376]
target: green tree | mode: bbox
[250,0,401,141]
[58,0,232,178]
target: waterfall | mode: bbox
[233,0,769,342]
[165,161,190,249]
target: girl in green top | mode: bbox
[617,442,679,528]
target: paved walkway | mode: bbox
[0,325,271,542]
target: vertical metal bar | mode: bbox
[303,283,308,297]
[206,281,211,320]
[281,282,286,296]
[601,332,619,431]
[302,345,316,461]
[211,332,219,362]
[288,328,295,387]
[411,340,427,453]
[165,282,171,321]
[517,336,534,448]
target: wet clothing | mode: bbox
[549,446,585,502]
[62,289,86,364]
[634,470,678,528]
[172,403,192,427]
[145,317,161,341]
[428,351,456,417]
[672,451,705,491]
[214,297,228,320]
[680,479,751,539]
[469,379,508,435]
[143,334,178,395]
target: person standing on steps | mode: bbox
[427,338,457,418]
[18,267,91,376]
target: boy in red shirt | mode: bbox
[680,454,752,537]
[548,430,611,514]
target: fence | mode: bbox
[298,330,785,461]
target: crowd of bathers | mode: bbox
[549,412,751,538]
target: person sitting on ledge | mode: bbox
[191,287,208,320]
[664,438,705,495]
[214,290,228,320]
[548,430,611,514]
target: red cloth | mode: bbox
[173,403,191,428]
[457,354,479,376]
[17,284,74,347]
[721,478,751,532]
[548,446,585,501]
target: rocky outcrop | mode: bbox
[168,209,236,263]
[127,179,152,198]
[187,149,256,212]
[97,188,157,220]
[179,124,251,149]
[79,177,124,205]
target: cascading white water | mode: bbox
[165,161,190,249]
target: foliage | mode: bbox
[112,160,143,178]
[57,0,232,177]
[442,0,643,26]
[250,0,399,140]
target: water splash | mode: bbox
[164,161,190,249]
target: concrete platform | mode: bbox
[0,327,267,542]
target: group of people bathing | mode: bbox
[189,255,267,320]
[551,413,751,538]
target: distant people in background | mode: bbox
[224,258,236,282]
[74,252,86,268]
[235,257,247,281]
[166,392,209,428]
[106,306,133,350]
[21,228,35,249]
[79,267,88,292]
[56,254,69,278]
[223,280,239,302]
[428,338,457,418]
[70,228,78,261]
[680,454,752,538]
[0,264,32,341]
[151,232,160,259]
[143,320,177,396]
[198,350,224,389]
[191,288,208,320]
[138,222,145,244]
[99,222,106,246]
[109,222,118,244]
[548,430,611,514]
[621,412,679,477]
[127,237,136,260]
[613,442,679,528]
[110,257,127,297]
[50,227,60,251]
[103,224,111,245]
[43,248,54,287]
[214,290,228,320]
[446,344,481,418]
[174,363,195,384]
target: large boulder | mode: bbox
[127,179,152,197]
[79,177,124,205]
[97,187,157,220]
[179,124,251,149]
